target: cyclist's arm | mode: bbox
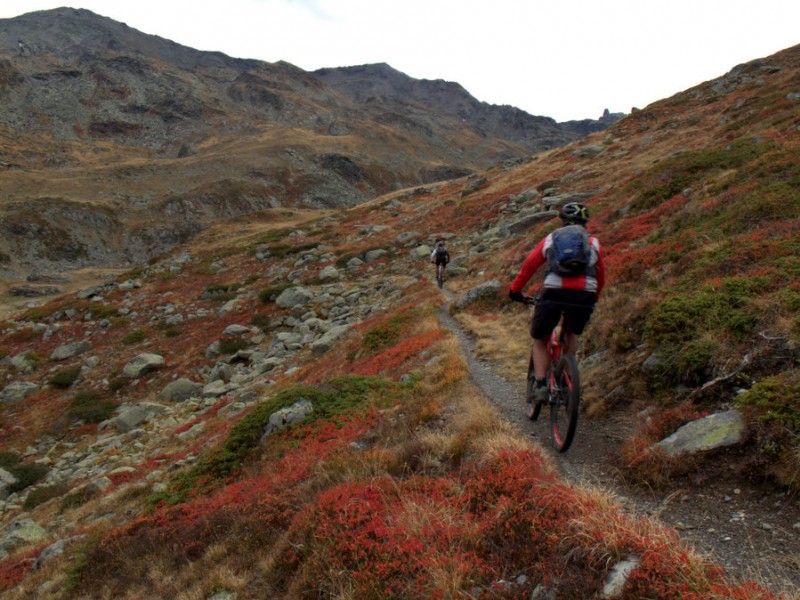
[593,238,606,300]
[595,246,606,300]
[509,238,547,293]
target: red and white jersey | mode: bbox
[509,232,605,297]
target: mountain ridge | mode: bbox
[0,7,616,283]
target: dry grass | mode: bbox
[454,310,532,380]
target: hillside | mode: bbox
[0,34,798,600]
[0,7,608,284]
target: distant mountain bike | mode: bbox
[518,294,580,453]
[435,263,446,289]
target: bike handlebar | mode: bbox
[511,294,538,305]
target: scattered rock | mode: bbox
[275,286,314,309]
[363,248,389,263]
[0,381,40,404]
[160,378,203,402]
[602,556,640,598]
[106,402,167,433]
[7,285,63,297]
[123,353,165,377]
[260,398,314,442]
[222,324,251,336]
[0,519,48,559]
[455,280,501,310]
[655,410,746,456]
[310,325,351,355]
[0,468,18,500]
[50,341,92,362]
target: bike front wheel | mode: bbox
[550,354,580,452]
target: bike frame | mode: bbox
[519,291,581,452]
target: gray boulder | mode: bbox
[0,519,48,559]
[10,353,37,372]
[319,265,340,281]
[507,210,558,234]
[123,353,165,378]
[106,402,167,433]
[573,144,605,157]
[363,249,389,263]
[222,324,251,336]
[276,286,314,309]
[455,280,501,310]
[655,410,746,456]
[0,468,17,500]
[160,378,203,402]
[346,257,364,269]
[413,245,432,259]
[260,398,313,442]
[310,325,351,355]
[50,341,92,362]
[0,381,39,404]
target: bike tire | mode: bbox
[550,354,580,452]
[526,355,542,421]
[436,266,444,288]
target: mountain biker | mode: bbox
[508,202,606,404]
[430,239,450,282]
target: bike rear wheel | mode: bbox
[550,354,580,452]
[526,355,542,421]
[436,265,444,288]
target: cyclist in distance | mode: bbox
[508,203,606,404]
[430,239,450,283]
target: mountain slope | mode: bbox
[0,8,607,282]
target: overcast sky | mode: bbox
[1,0,799,122]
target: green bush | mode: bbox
[123,329,147,345]
[250,313,271,333]
[0,453,50,494]
[644,280,762,347]
[259,283,292,304]
[736,371,800,491]
[23,482,70,510]
[0,451,21,470]
[69,391,119,424]
[362,311,418,353]
[48,365,82,389]
[152,376,392,505]
[60,488,96,512]
[218,338,248,354]
[736,372,800,431]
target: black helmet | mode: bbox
[559,202,590,224]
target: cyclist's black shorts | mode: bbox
[531,288,596,340]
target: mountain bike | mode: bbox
[435,263,446,289]
[518,294,581,453]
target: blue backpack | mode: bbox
[547,225,591,276]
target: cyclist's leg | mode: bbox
[561,291,596,356]
[532,338,549,380]
[530,293,562,380]
[562,330,579,356]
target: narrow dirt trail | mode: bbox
[437,294,800,596]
